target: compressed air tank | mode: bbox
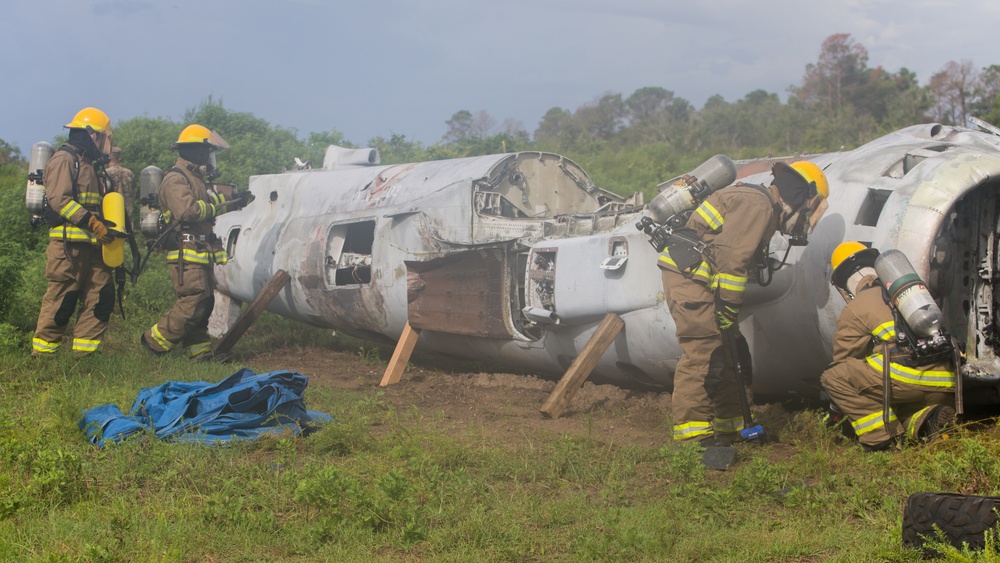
[139,166,164,238]
[875,249,945,338]
[25,141,54,215]
[647,154,737,224]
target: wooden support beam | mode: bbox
[540,312,625,419]
[213,269,291,355]
[380,322,421,386]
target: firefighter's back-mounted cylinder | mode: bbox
[139,165,164,238]
[874,249,945,339]
[25,141,54,227]
[647,154,737,225]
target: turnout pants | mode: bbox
[143,261,215,358]
[662,269,744,441]
[821,358,953,447]
[33,240,114,355]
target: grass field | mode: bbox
[1,251,999,561]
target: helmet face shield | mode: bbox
[206,130,229,151]
[94,128,113,158]
[206,151,221,181]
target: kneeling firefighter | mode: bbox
[658,160,829,444]
[821,242,957,451]
[32,107,118,356]
[141,124,254,360]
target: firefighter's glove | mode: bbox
[229,191,255,211]
[85,213,116,244]
[715,298,739,331]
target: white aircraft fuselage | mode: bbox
[210,123,1000,404]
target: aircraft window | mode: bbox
[855,189,892,226]
[226,227,240,256]
[325,220,376,286]
[883,146,951,178]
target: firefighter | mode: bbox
[660,161,829,445]
[140,124,253,360]
[820,242,956,451]
[32,107,116,356]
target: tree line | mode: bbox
[3,34,998,200]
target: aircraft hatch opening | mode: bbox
[325,220,375,287]
[934,179,1000,401]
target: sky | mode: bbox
[3,0,999,157]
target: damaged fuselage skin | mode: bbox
[210,122,1000,404]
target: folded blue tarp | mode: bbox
[80,368,332,447]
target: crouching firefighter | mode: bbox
[141,124,254,360]
[658,161,829,445]
[821,242,958,452]
[32,107,118,356]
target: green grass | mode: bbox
[1,250,999,561]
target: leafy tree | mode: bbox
[621,87,693,145]
[441,110,476,145]
[0,139,24,167]
[111,116,183,176]
[534,107,577,151]
[927,59,979,125]
[793,33,872,120]
[970,64,1000,120]
[368,133,428,165]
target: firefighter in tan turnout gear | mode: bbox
[821,242,956,451]
[660,161,829,445]
[141,124,253,360]
[32,107,117,356]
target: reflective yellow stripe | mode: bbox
[49,225,96,242]
[658,253,712,282]
[184,341,212,358]
[165,248,228,265]
[852,409,898,436]
[77,192,101,205]
[59,200,83,221]
[711,273,747,292]
[195,201,217,221]
[32,338,60,354]
[695,201,724,231]
[865,354,956,388]
[673,421,713,441]
[713,417,744,433]
[72,338,100,353]
[906,406,935,439]
[150,324,173,351]
[872,321,896,342]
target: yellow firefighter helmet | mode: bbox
[64,107,111,132]
[831,241,879,291]
[171,124,229,151]
[789,160,829,199]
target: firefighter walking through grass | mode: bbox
[32,107,116,356]
[820,242,956,451]
[141,124,253,360]
[660,161,829,444]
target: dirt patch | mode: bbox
[249,345,797,450]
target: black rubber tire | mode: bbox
[902,492,1000,553]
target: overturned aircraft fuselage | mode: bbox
[212,123,1000,404]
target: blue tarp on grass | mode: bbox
[80,368,332,446]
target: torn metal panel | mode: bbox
[406,248,514,339]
